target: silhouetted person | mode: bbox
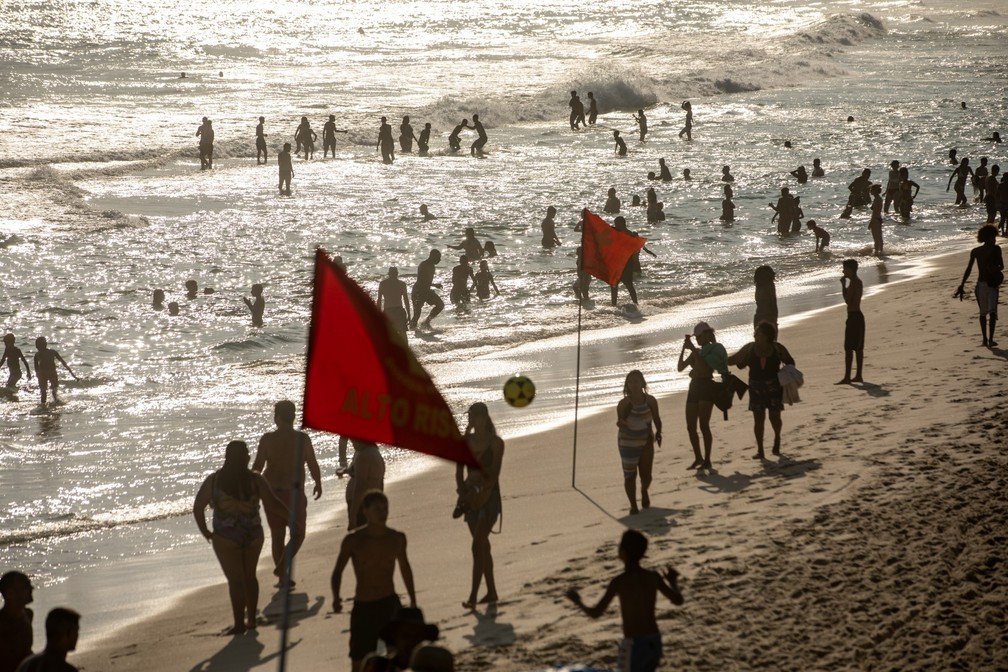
[541,206,561,248]
[568,91,583,130]
[883,160,900,213]
[366,608,439,672]
[658,158,672,181]
[721,165,734,182]
[399,116,416,153]
[331,491,416,672]
[419,204,436,221]
[566,531,683,672]
[753,265,778,328]
[1000,172,1008,235]
[587,92,598,125]
[297,117,317,159]
[948,148,958,165]
[33,337,77,406]
[983,131,1002,143]
[377,117,395,164]
[837,259,864,384]
[954,224,1004,347]
[947,157,974,207]
[410,250,444,330]
[679,101,692,140]
[152,289,165,311]
[448,119,468,152]
[2,334,32,391]
[869,184,884,255]
[683,168,691,180]
[896,166,920,221]
[378,267,411,337]
[252,400,323,586]
[196,117,214,170]
[168,302,180,316]
[790,165,808,184]
[483,241,498,258]
[470,114,487,157]
[807,220,830,252]
[473,260,499,300]
[633,109,647,141]
[610,216,641,306]
[811,158,824,178]
[984,165,1000,224]
[613,130,627,156]
[0,571,33,672]
[604,187,620,214]
[243,284,265,327]
[256,116,268,164]
[417,123,432,156]
[14,607,80,672]
[973,157,989,203]
[574,245,591,303]
[449,255,476,311]
[784,140,792,148]
[278,142,294,196]
[769,187,793,235]
[448,226,483,261]
[323,114,339,158]
[847,168,872,207]
[720,185,735,223]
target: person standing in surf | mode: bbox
[399,116,417,153]
[470,114,487,157]
[255,116,268,164]
[633,109,647,142]
[947,157,974,207]
[678,101,692,141]
[417,122,432,156]
[409,250,444,330]
[377,117,395,164]
[448,119,468,152]
[2,334,32,391]
[33,337,78,406]
[541,206,561,249]
[587,92,598,125]
[614,130,627,156]
[869,184,884,256]
[378,267,411,338]
[278,142,294,196]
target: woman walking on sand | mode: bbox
[455,402,504,609]
[616,370,663,515]
[193,440,287,635]
[677,322,728,470]
[728,322,796,459]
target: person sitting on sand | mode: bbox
[193,440,286,635]
[604,187,621,214]
[837,259,865,384]
[807,220,830,252]
[448,227,483,262]
[448,119,468,152]
[678,322,726,470]
[410,250,444,330]
[0,570,34,670]
[613,130,627,156]
[33,337,77,406]
[954,224,1004,347]
[2,334,32,391]
[541,206,561,249]
[378,267,411,338]
[364,607,440,672]
[811,158,824,178]
[616,370,662,515]
[419,204,436,221]
[473,260,500,300]
[331,491,417,672]
[242,284,265,328]
[566,530,683,672]
[728,322,796,459]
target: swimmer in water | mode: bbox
[243,284,265,327]
[790,165,808,184]
[604,187,621,215]
[613,130,627,156]
[720,185,735,223]
[33,336,78,405]
[683,168,691,180]
[473,260,500,300]
[806,219,830,252]
[419,204,436,221]
[658,158,672,182]
[541,206,561,248]
[633,109,647,142]
[811,158,824,178]
[721,165,734,182]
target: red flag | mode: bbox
[580,209,647,286]
[303,248,478,468]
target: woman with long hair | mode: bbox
[454,402,504,610]
[193,440,286,635]
[677,322,728,470]
[616,370,663,515]
[728,322,796,459]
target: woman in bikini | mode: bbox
[194,440,286,635]
[616,370,663,515]
[728,322,796,459]
[454,403,504,610]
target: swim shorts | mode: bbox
[844,311,865,351]
[349,594,402,660]
[975,281,998,317]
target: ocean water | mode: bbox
[1,0,1006,645]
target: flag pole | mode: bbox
[277,430,305,671]
[572,214,587,488]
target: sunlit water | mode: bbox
[1,0,1006,644]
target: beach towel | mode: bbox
[778,364,804,405]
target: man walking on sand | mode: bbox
[837,259,865,384]
[331,491,416,672]
[252,400,322,586]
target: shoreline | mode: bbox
[54,238,985,667]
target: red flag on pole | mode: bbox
[580,209,647,286]
[302,248,479,468]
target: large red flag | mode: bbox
[303,248,479,468]
[580,209,647,286]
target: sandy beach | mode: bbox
[60,243,1006,672]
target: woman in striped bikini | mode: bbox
[616,370,663,515]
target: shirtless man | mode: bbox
[0,571,34,672]
[33,337,77,405]
[377,267,411,337]
[883,160,900,213]
[256,116,268,164]
[417,123,432,156]
[947,158,974,207]
[377,117,395,164]
[568,91,582,130]
[955,224,1004,347]
[448,227,483,262]
[343,440,385,530]
[252,400,323,585]
[587,92,598,125]
[323,114,338,158]
[278,142,294,196]
[613,130,627,156]
[633,109,647,142]
[331,491,416,672]
[470,114,487,157]
[449,255,476,310]
[409,250,444,330]
[541,206,561,248]
[837,259,864,384]
[448,119,468,152]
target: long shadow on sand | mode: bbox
[573,486,621,523]
[986,345,1008,360]
[188,631,293,672]
[464,603,516,648]
[851,381,889,397]
[695,469,753,494]
[762,457,822,480]
[261,590,326,628]
[619,506,679,536]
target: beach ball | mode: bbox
[503,375,536,408]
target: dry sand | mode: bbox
[72,246,1007,671]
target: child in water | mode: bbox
[806,220,831,252]
[2,334,32,390]
[566,530,683,672]
[613,130,627,156]
[33,337,78,405]
[473,260,500,300]
[243,284,265,327]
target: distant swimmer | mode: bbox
[984,131,1002,143]
[256,116,268,164]
[790,165,808,184]
[473,260,500,300]
[449,226,483,261]
[847,115,855,122]
[811,158,824,178]
[33,337,78,405]
[633,109,647,142]
[651,201,666,222]
[604,187,621,215]
[613,130,627,156]
[631,194,642,207]
[2,333,32,390]
[720,185,735,223]
[961,101,967,110]
[278,142,294,196]
[470,114,487,157]
[377,116,395,164]
[721,165,734,182]
[185,279,199,300]
[409,250,444,330]
[784,140,792,149]
[483,241,498,258]
[243,283,265,327]
[647,172,656,181]
[679,101,692,141]
[896,167,920,221]
[419,204,436,221]
[378,267,411,337]
[807,219,830,252]
[448,119,469,152]
[296,117,317,160]
[587,92,598,125]
[658,158,672,182]
[949,148,958,165]
[417,123,432,156]
[682,168,691,180]
[322,114,347,158]
[869,184,884,255]
[568,91,583,130]
[399,116,417,153]
[168,301,180,316]
[449,255,476,310]
[196,117,214,170]
[152,289,165,311]
[947,157,974,207]
[541,206,561,248]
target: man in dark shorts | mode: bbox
[255,116,268,164]
[331,491,416,672]
[955,224,1004,347]
[837,259,864,384]
[409,250,444,330]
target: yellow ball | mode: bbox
[503,375,536,408]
